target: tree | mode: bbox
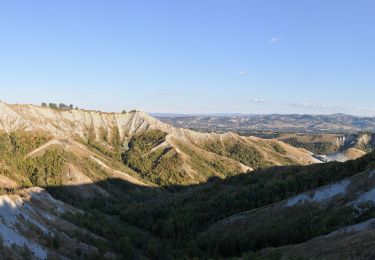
[99,127,108,142]
[111,126,122,159]
[69,104,74,109]
[118,236,134,259]
[41,103,47,107]
[111,126,121,148]
[59,103,69,110]
[87,126,96,146]
[49,103,58,109]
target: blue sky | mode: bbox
[0,0,374,115]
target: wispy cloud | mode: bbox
[249,98,269,104]
[249,99,375,115]
[270,35,283,43]
[146,101,375,116]
[238,70,246,76]
[287,102,330,109]
[286,102,375,115]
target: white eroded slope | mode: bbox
[0,187,113,259]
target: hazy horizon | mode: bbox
[1,1,375,116]
[2,100,375,118]
[151,112,375,117]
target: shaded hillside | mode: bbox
[199,169,375,257]
[258,220,375,259]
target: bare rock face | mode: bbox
[0,101,169,139]
[0,187,112,259]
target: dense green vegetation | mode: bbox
[0,131,53,187]
[281,137,338,154]
[199,204,363,257]
[0,131,67,188]
[26,149,66,187]
[8,131,51,155]
[121,130,191,185]
[176,141,240,181]
[204,140,294,169]
[204,140,271,169]
[122,130,166,170]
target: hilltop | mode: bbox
[0,101,317,186]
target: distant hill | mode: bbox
[155,113,375,134]
[156,113,375,162]
[276,132,375,161]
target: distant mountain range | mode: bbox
[155,113,375,134]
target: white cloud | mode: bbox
[247,98,375,115]
[270,37,279,43]
[270,35,283,43]
[286,102,375,115]
[238,70,246,76]
[249,98,269,104]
